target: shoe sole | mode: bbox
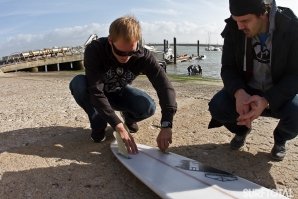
[125,124,138,133]
[91,136,106,143]
[230,144,245,150]
[230,140,246,150]
[229,130,251,150]
[120,112,138,133]
[270,154,284,161]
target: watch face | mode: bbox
[161,121,171,128]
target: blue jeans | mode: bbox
[208,88,298,145]
[69,74,156,130]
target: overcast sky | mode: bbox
[0,0,297,57]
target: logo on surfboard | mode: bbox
[176,160,237,182]
[205,173,238,182]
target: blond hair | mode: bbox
[109,15,141,42]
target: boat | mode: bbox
[176,54,191,62]
[143,44,157,51]
[177,54,189,58]
[205,46,221,51]
[142,41,174,64]
[164,47,174,62]
[213,46,221,51]
[198,55,207,60]
[205,31,213,51]
[205,31,222,51]
[205,46,215,51]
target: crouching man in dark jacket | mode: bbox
[208,0,298,160]
[69,15,177,154]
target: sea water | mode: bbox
[156,46,222,79]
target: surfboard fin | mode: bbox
[113,131,130,159]
[164,148,170,154]
[159,148,170,154]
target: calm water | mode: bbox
[156,46,222,79]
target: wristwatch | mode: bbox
[161,121,172,128]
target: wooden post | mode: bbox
[197,40,200,57]
[174,37,176,64]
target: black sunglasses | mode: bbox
[111,42,139,56]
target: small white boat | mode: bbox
[162,47,174,63]
[198,55,207,60]
[213,47,221,51]
[143,45,157,51]
[205,46,214,51]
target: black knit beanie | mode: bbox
[229,0,265,16]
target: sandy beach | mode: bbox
[0,71,297,199]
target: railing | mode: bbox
[0,45,85,68]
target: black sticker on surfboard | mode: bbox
[204,173,237,182]
[176,160,237,182]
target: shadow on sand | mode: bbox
[0,126,278,198]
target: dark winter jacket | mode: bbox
[221,7,298,112]
[84,37,177,128]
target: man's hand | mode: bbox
[234,89,252,128]
[156,128,172,152]
[237,95,268,123]
[115,123,138,154]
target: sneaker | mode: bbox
[271,143,286,161]
[120,112,139,133]
[230,129,251,150]
[91,126,107,142]
[126,122,139,133]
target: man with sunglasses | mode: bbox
[208,0,298,161]
[69,15,177,154]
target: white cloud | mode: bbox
[0,23,110,56]
[141,21,223,44]
[0,20,223,57]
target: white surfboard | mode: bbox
[110,135,288,199]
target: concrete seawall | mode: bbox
[0,54,84,73]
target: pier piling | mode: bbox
[174,37,177,64]
[197,40,200,57]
